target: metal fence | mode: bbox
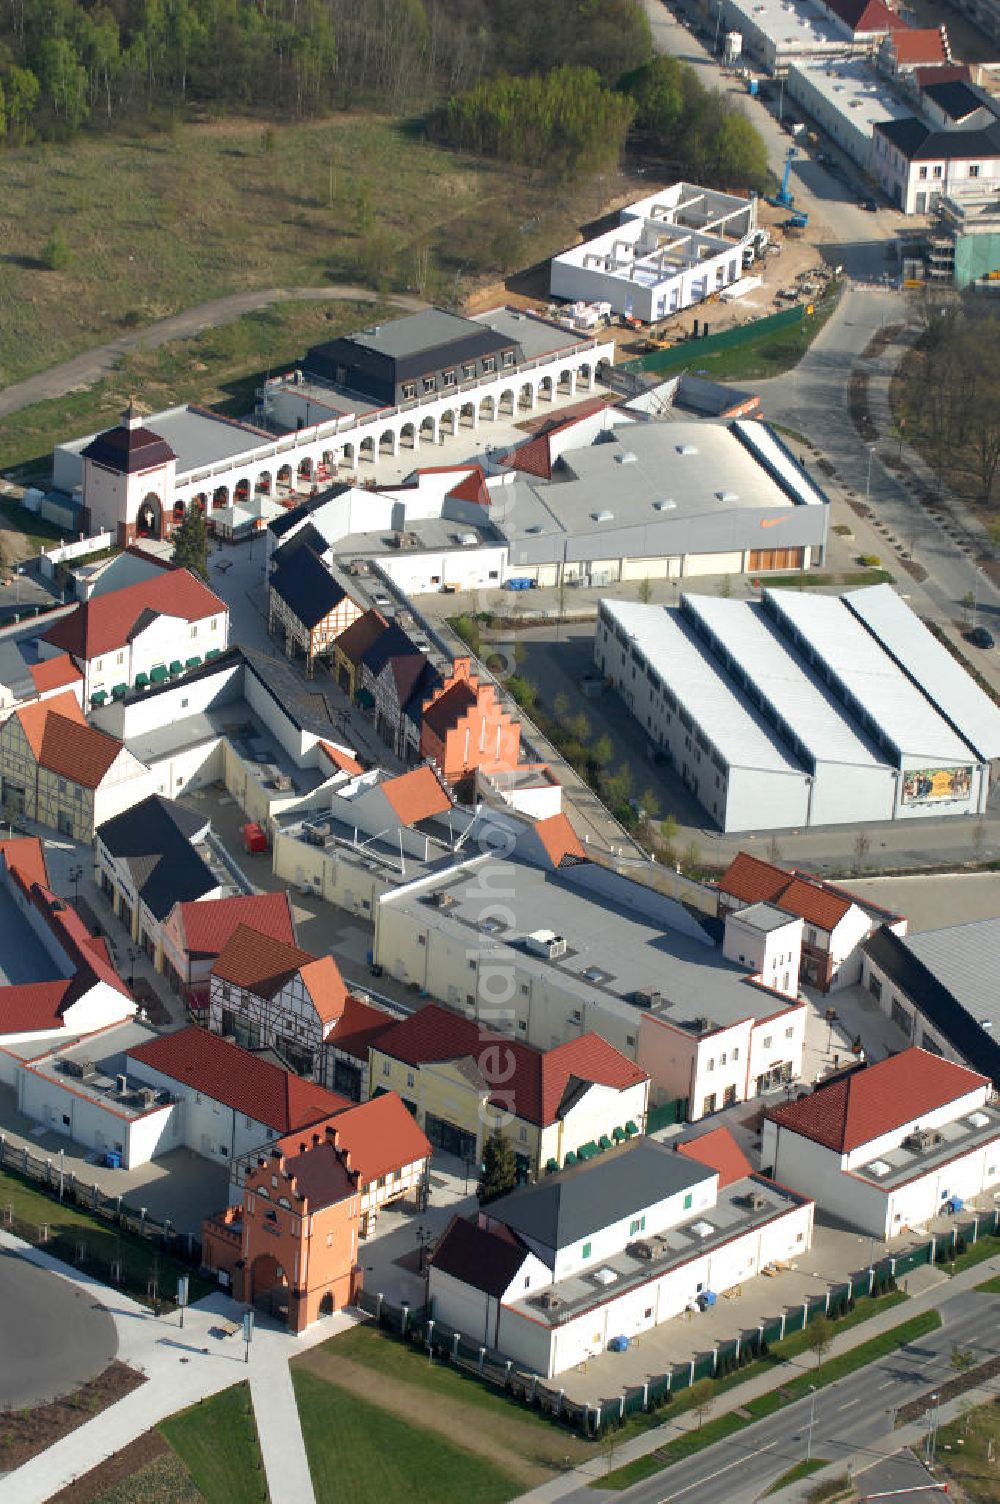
[0,1134,204,1311]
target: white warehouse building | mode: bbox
[550,184,756,324]
[595,584,1000,832]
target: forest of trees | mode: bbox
[0,0,769,200]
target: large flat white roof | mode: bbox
[602,599,804,775]
[683,594,888,770]
[764,590,975,764]
[846,583,1000,761]
[790,56,913,133]
[722,0,845,51]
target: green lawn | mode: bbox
[598,1310,942,1490]
[680,291,841,382]
[0,1165,211,1305]
[292,1366,520,1504]
[159,1385,266,1504]
[976,1273,1000,1294]
[934,1398,1000,1503]
[764,1458,830,1495]
[942,1234,1000,1277]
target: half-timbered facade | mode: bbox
[267,547,364,677]
[370,650,439,762]
[208,923,349,1081]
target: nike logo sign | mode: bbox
[760,517,786,528]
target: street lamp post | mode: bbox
[69,864,83,908]
[925,1392,940,1465]
[805,1385,818,1462]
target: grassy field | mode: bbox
[0,1165,211,1304]
[944,1234,1000,1277]
[0,296,385,477]
[598,1310,942,1489]
[935,1397,1000,1502]
[0,115,627,391]
[977,1272,1000,1294]
[292,1366,521,1504]
[764,1458,830,1495]
[159,1385,267,1504]
[676,290,841,382]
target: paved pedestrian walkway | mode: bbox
[0,1229,352,1504]
[511,1252,1000,1504]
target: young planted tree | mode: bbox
[806,1314,834,1369]
[477,1128,518,1205]
[171,507,209,581]
[688,1377,715,1429]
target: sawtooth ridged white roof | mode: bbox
[683,594,888,769]
[602,600,803,775]
[732,420,827,507]
[764,590,974,764]
[845,584,1000,761]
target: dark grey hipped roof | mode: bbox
[486,1139,712,1254]
[270,548,346,630]
[95,795,215,920]
[430,1215,529,1296]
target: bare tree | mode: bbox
[853,830,870,872]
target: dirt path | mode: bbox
[0,285,427,423]
[295,1349,583,1488]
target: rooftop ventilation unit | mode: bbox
[903,1128,942,1153]
[524,929,567,960]
[631,987,662,1009]
[677,443,699,456]
[62,1058,95,1081]
[716,490,739,503]
[743,1190,769,1210]
[592,510,614,523]
[866,1159,892,1178]
[616,451,638,465]
[536,1290,562,1310]
[654,499,676,511]
[430,891,456,910]
[480,917,505,935]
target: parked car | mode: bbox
[967,626,995,648]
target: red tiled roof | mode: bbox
[676,1126,752,1188]
[13,693,123,788]
[719,853,852,932]
[0,980,71,1034]
[318,741,363,777]
[128,1025,350,1132]
[501,397,610,480]
[915,63,970,86]
[374,1006,647,1125]
[42,568,225,661]
[176,892,296,958]
[766,1048,990,1153]
[279,1093,431,1185]
[335,608,388,667]
[381,765,451,825]
[824,0,905,32]
[212,925,347,1026]
[533,813,586,869]
[889,26,948,63]
[446,467,490,507]
[325,995,395,1061]
[422,678,478,739]
[0,836,49,890]
[29,654,83,694]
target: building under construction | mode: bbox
[900,186,1000,289]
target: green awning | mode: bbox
[185,655,202,670]
[111,683,128,700]
[545,1158,559,1174]
[598,1134,612,1151]
[134,672,149,689]
[563,1151,577,1167]
[205,648,220,662]
[150,665,168,684]
[169,660,184,676]
[625,1120,639,1137]
[612,1125,625,1141]
[90,691,107,707]
[355,687,374,709]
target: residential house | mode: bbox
[39,559,228,709]
[202,1092,432,1330]
[208,923,350,1084]
[267,547,364,677]
[159,891,297,1007]
[0,690,152,841]
[429,1134,813,1376]
[322,994,397,1102]
[0,838,135,1068]
[330,608,388,698]
[762,1048,1000,1239]
[95,795,252,967]
[717,852,905,992]
[369,1003,650,1177]
[879,25,952,78]
[420,656,521,787]
[366,631,440,762]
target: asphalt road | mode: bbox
[580,1288,998,1504]
[851,1448,946,1503]
[0,1250,118,1408]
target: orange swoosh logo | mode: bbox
[760,517,786,528]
